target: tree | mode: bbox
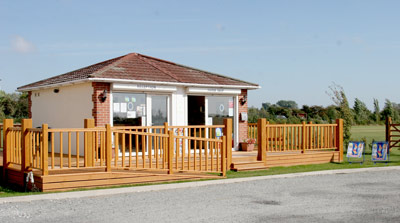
[372,98,380,123]
[327,84,353,146]
[353,98,371,125]
[276,100,298,109]
[381,99,400,122]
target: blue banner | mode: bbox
[346,141,364,158]
[371,141,389,161]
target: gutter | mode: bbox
[18,78,261,92]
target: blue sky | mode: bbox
[1,0,399,110]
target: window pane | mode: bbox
[207,96,234,125]
[113,93,146,126]
[152,95,168,126]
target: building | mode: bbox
[17,52,259,149]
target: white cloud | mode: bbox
[11,35,36,53]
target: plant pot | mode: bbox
[240,142,254,152]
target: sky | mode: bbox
[0,0,399,110]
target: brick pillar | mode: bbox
[92,82,111,127]
[28,91,32,119]
[238,89,248,142]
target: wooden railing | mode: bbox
[2,119,230,177]
[7,126,22,165]
[0,123,21,151]
[248,123,257,140]
[256,119,344,163]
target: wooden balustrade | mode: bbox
[256,119,344,163]
[248,123,258,140]
[2,119,229,177]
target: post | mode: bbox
[257,118,266,163]
[168,130,174,174]
[105,124,112,172]
[84,119,95,167]
[3,119,13,177]
[308,121,312,149]
[386,117,392,143]
[164,122,169,134]
[21,119,32,172]
[223,118,232,170]
[336,119,344,162]
[42,124,49,176]
[221,136,227,177]
[302,121,306,154]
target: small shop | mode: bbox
[18,52,259,151]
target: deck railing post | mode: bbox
[221,135,226,177]
[21,119,32,173]
[168,130,174,174]
[84,119,95,167]
[257,118,266,163]
[223,118,232,170]
[3,119,13,178]
[302,121,306,154]
[164,122,169,134]
[336,119,344,162]
[386,117,392,144]
[105,124,112,172]
[42,124,49,176]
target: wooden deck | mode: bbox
[4,165,220,192]
[231,150,340,171]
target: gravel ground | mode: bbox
[1,169,400,223]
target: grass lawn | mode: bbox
[1,125,397,197]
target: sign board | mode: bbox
[346,141,364,158]
[371,141,389,161]
[112,83,177,92]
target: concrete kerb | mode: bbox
[1,166,399,204]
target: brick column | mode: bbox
[28,91,32,119]
[238,89,248,142]
[92,82,111,127]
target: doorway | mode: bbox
[188,96,205,125]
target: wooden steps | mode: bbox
[231,161,269,172]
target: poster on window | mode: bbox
[346,141,364,158]
[371,141,389,161]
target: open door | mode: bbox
[188,96,205,125]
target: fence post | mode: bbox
[336,119,344,162]
[308,121,312,149]
[223,118,232,170]
[302,121,306,154]
[84,119,95,167]
[42,124,49,176]
[168,130,174,174]
[257,118,266,163]
[105,124,112,172]
[21,119,32,173]
[164,122,169,134]
[221,135,227,177]
[3,119,13,178]
[386,117,392,143]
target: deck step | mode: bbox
[231,161,269,172]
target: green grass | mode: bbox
[1,125,398,197]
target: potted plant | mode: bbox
[240,138,256,152]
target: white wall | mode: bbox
[31,83,93,155]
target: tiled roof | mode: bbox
[18,53,259,90]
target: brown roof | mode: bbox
[18,53,259,90]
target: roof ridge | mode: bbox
[135,53,182,82]
[89,53,132,77]
[136,53,258,87]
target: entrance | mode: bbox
[188,96,205,125]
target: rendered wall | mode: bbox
[31,83,93,155]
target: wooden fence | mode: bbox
[2,118,230,180]
[251,119,343,163]
[386,117,400,149]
